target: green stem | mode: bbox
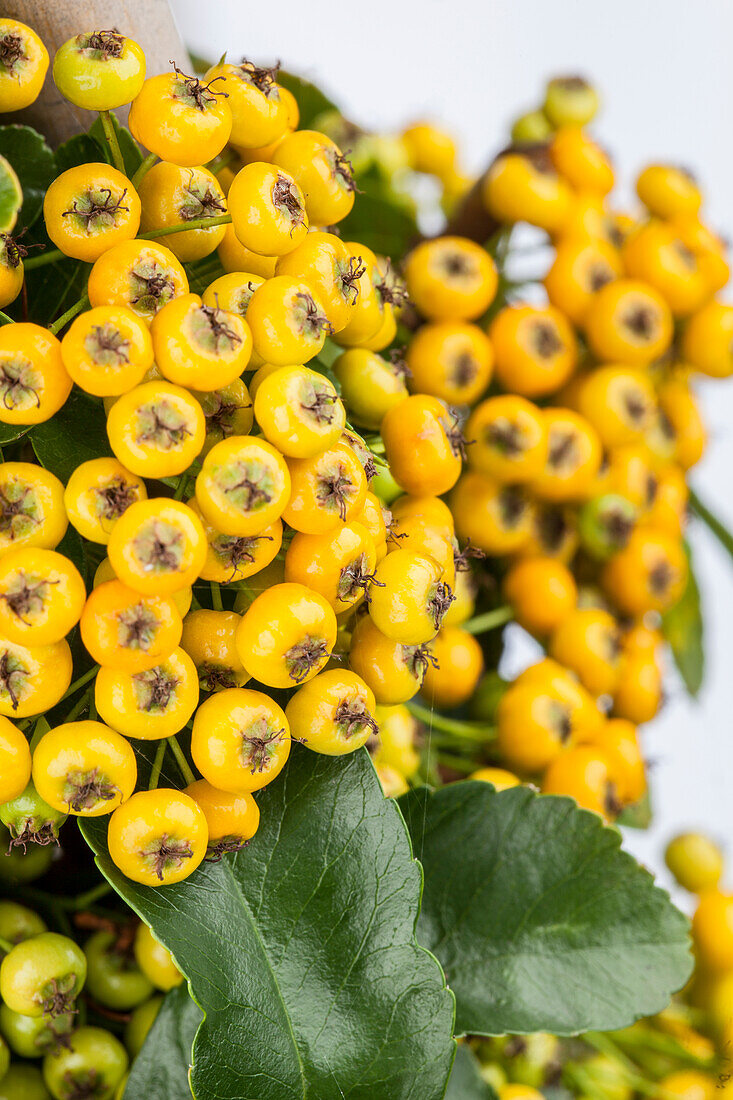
[407,699,495,742]
[581,1035,673,1097]
[98,110,126,174]
[603,1027,715,1068]
[206,148,236,174]
[0,309,13,325]
[0,935,14,954]
[49,294,89,335]
[174,474,191,502]
[435,751,479,773]
[60,664,99,703]
[210,581,223,612]
[131,152,158,190]
[64,686,93,723]
[461,605,513,635]
[583,1031,639,1073]
[23,248,66,271]
[139,214,231,240]
[149,740,166,791]
[167,735,195,786]
[70,882,113,911]
[690,487,733,558]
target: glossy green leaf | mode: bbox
[55,133,106,174]
[690,487,733,559]
[0,423,31,446]
[0,154,22,233]
[87,115,144,177]
[0,125,55,229]
[186,253,226,296]
[81,748,456,1100]
[123,985,202,1100]
[22,253,89,327]
[445,1047,495,1100]
[399,782,693,1036]
[32,388,112,482]
[278,72,338,129]
[662,544,704,697]
[617,789,653,831]
[339,190,419,259]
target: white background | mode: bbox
[172,0,733,904]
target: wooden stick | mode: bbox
[3,0,189,146]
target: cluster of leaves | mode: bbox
[0,80,712,1100]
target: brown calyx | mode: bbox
[65,768,118,813]
[623,391,649,424]
[0,649,27,710]
[548,429,578,470]
[532,321,563,358]
[146,523,183,571]
[62,187,130,229]
[604,782,623,818]
[272,174,306,226]
[317,466,354,521]
[452,351,478,387]
[623,304,657,340]
[0,484,34,536]
[6,818,60,853]
[294,291,333,337]
[216,533,272,581]
[41,977,79,1022]
[487,418,525,456]
[1,576,55,623]
[117,604,160,650]
[170,62,228,110]
[445,410,469,460]
[181,179,226,221]
[405,643,439,683]
[143,832,193,881]
[338,553,385,605]
[301,387,339,425]
[0,33,25,72]
[285,635,329,684]
[138,405,192,449]
[133,667,179,712]
[389,347,411,380]
[536,506,569,553]
[340,256,366,302]
[549,701,573,743]
[499,486,527,528]
[588,262,613,292]
[199,303,242,353]
[602,507,633,548]
[206,836,250,862]
[649,559,674,596]
[0,361,40,412]
[199,662,238,693]
[453,539,485,572]
[224,473,271,510]
[87,323,131,364]
[332,149,357,193]
[130,268,176,311]
[240,724,285,773]
[238,58,280,94]
[334,696,378,740]
[428,581,455,630]
[84,29,125,58]
[95,477,138,522]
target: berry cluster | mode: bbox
[367,75,731,816]
[0,22,467,898]
[0,894,183,1099]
